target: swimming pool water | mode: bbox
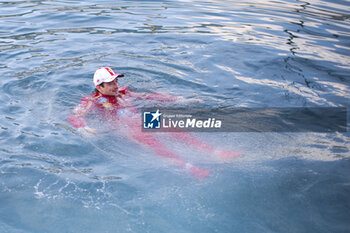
[0,0,349,232]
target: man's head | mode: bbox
[93,67,124,96]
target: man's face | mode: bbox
[96,79,119,96]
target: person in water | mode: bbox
[68,67,240,178]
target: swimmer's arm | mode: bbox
[67,97,94,128]
[141,92,178,102]
[123,87,202,103]
[120,87,178,102]
[67,99,99,137]
[135,92,203,104]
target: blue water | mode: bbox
[1,0,350,232]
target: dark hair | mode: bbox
[94,83,104,93]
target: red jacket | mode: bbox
[67,86,177,128]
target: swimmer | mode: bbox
[68,67,241,178]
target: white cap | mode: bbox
[93,67,124,87]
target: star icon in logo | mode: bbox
[151,109,162,122]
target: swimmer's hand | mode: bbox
[177,96,204,104]
[78,126,98,137]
